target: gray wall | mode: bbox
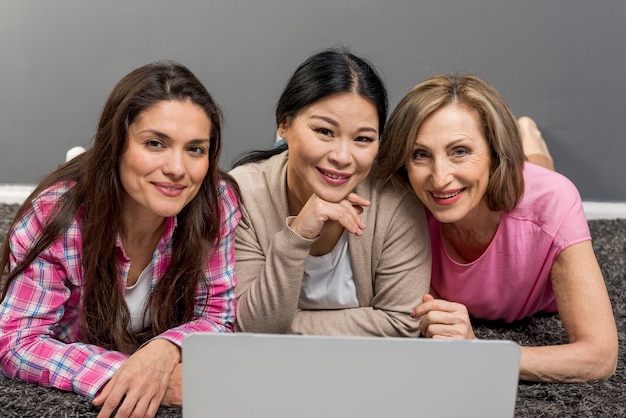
[2,1,624,201]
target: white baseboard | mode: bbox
[0,184,35,204]
[582,201,626,220]
[0,184,624,219]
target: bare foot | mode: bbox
[518,116,555,171]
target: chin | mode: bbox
[428,208,464,225]
[318,191,351,203]
[154,204,186,218]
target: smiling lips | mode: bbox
[431,188,463,205]
[154,182,185,197]
[318,168,352,185]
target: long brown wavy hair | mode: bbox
[0,61,239,354]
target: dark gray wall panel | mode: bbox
[1,0,624,201]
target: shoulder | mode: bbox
[228,151,288,209]
[216,177,242,235]
[524,162,580,194]
[514,163,583,216]
[218,177,240,207]
[10,181,79,246]
[229,151,287,187]
[29,181,76,218]
[508,163,587,236]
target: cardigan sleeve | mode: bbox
[234,207,314,333]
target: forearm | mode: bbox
[292,307,420,337]
[0,334,127,398]
[520,341,617,383]
[235,226,313,333]
[531,241,619,383]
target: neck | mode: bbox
[440,206,501,263]
[121,207,167,250]
[286,170,310,217]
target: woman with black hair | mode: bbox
[231,48,431,336]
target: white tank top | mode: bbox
[124,265,152,333]
[298,230,359,310]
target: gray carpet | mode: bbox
[0,203,624,417]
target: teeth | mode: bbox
[433,190,460,199]
[322,170,348,180]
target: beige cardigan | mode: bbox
[230,151,431,336]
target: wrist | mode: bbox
[146,338,181,367]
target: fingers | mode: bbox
[335,198,367,235]
[411,296,476,340]
[95,378,126,417]
[420,313,467,339]
[92,379,112,407]
[410,293,435,317]
[95,372,166,418]
[290,193,370,238]
[94,340,179,417]
[344,192,371,209]
[161,363,183,407]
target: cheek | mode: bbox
[120,150,152,177]
[406,166,428,191]
[190,161,209,183]
[357,147,379,170]
[117,157,136,185]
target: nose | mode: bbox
[162,150,185,179]
[328,139,351,167]
[431,157,453,188]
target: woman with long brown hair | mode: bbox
[0,60,241,416]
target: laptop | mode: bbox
[183,333,520,418]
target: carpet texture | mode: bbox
[0,203,624,417]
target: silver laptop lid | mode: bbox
[183,333,519,418]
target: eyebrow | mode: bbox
[139,129,210,144]
[310,115,378,134]
[413,137,470,147]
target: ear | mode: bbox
[277,117,291,142]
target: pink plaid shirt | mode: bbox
[0,180,241,398]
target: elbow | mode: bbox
[581,340,618,382]
[234,309,293,334]
[590,347,618,381]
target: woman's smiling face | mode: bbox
[279,92,379,207]
[119,99,211,224]
[406,103,493,225]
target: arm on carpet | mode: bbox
[414,240,618,382]
[519,240,618,382]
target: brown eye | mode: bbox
[188,146,207,155]
[146,140,164,149]
[314,127,333,137]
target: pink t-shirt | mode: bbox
[428,163,591,322]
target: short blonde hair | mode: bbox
[374,74,525,212]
